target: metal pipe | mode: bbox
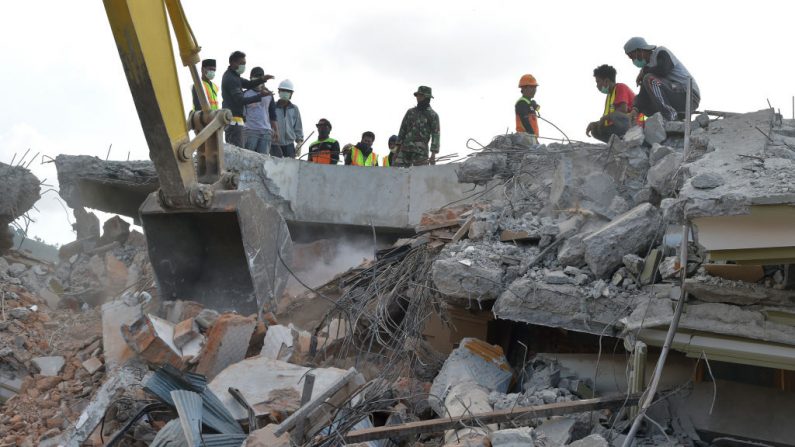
[622,78,693,446]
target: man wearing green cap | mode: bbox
[395,86,440,167]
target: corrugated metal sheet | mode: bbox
[171,390,202,447]
[150,419,184,447]
[199,434,248,447]
[144,365,243,435]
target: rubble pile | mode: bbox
[0,251,105,446]
[5,109,795,445]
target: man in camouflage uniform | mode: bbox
[395,86,440,166]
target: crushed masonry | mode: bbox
[5,109,795,445]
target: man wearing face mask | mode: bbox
[516,74,540,143]
[243,67,278,155]
[624,37,700,123]
[395,86,440,167]
[586,64,635,143]
[272,79,304,158]
[382,135,398,167]
[221,50,273,147]
[346,131,378,166]
[191,59,219,111]
[307,119,340,164]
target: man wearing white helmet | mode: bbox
[623,37,700,122]
[272,79,304,158]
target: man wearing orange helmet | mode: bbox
[516,74,540,143]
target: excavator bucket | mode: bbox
[139,189,293,316]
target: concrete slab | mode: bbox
[536,416,575,445]
[101,300,143,370]
[207,356,348,420]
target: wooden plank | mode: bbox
[273,368,358,436]
[451,217,474,243]
[341,393,641,443]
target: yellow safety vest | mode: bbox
[382,154,391,167]
[194,80,219,111]
[351,147,378,166]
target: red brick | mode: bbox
[173,318,200,349]
[121,315,183,369]
[195,314,256,380]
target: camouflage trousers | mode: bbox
[394,143,429,167]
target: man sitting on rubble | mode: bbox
[624,37,700,122]
[345,131,379,166]
[307,118,340,164]
[586,64,635,143]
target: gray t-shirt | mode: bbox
[243,90,276,132]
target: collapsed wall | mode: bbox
[0,163,40,254]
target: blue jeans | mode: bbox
[244,129,273,155]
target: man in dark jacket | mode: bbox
[221,50,273,147]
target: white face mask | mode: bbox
[205,70,216,80]
[235,64,246,75]
[279,91,292,100]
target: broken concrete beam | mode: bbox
[684,279,795,306]
[429,338,512,417]
[0,162,41,254]
[583,203,662,278]
[431,258,503,305]
[195,313,257,380]
[121,314,183,369]
[494,278,633,336]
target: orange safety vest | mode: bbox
[351,147,378,166]
[308,138,338,164]
[515,96,539,136]
[382,154,391,167]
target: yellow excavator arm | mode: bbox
[103,0,292,316]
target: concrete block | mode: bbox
[545,270,575,285]
[195,308,219,330]
[646,152,681,197]
[622,126,645,146]
[429,338,513,416]
[537,416,576,445]
[172,318,200,349]
[490,427,536,447]
[31,356,65,377]
[583,203,662,278]
[208,356,348,420]
[639,249,663,285]
[568,434,609,447]
[644,113,667,145]
[649,143,675,165]
[82,357,103,375]
[456,154,509,185]
[622,254,644,276]
[102,300,142,370]
[195,314,257,380]
[691,171,724,189]
[260,324,295,361]
[431,258,503,305]
[557,234,587,267]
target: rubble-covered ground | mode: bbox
[3,109,795,446]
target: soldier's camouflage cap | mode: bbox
[414,86,434,98]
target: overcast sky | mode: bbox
[2,0,794,245]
